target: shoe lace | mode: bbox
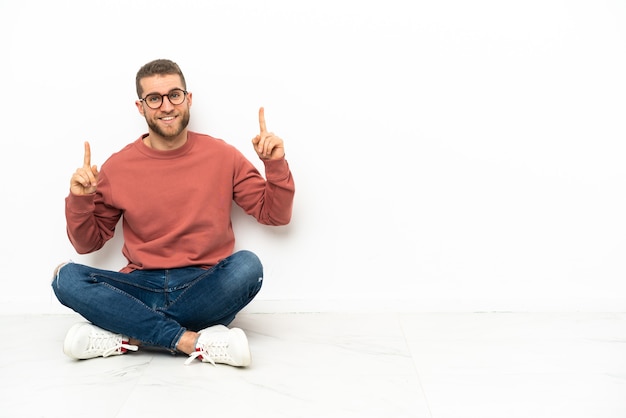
[184,340,231,366]
[88,331,138,357]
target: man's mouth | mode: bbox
[160,115,176,123]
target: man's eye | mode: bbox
[170,92,181,100]
[147,95,161,103]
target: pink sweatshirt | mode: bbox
[65,132,295,272]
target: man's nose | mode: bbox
[160,95,175,110]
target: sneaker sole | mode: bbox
[63,322,90,360]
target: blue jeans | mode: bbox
[51,250,263,352]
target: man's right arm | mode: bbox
[65,141,119,254]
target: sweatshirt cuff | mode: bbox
[263,157,291,180]
[65,192,96,213]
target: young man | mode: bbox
[52,59,295,367]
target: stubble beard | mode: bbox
[146,109,191,139]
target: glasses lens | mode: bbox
[144,94,162,109]
[168,89,186,105]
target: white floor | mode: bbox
[1,312,625,418]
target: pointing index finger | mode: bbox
[258,107,267,134]
[83,141,92,168]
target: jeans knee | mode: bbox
[235,250,263,280]
[51,262,81,299]
[52,261,69,283]
[51,262,69,289]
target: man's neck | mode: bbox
[144,130,188,151]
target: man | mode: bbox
[52,59,295,367]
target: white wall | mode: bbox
[1,0,625,314]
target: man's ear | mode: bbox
[135,100,145,116]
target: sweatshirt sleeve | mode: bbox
[233,156,295,226]
[65,190,122,254]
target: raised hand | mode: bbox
[251,107,285,160]
[70,141,99,195]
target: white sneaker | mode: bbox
[63,322,138,360]
[184,325,251,367]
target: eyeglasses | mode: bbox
[140,89,188,109]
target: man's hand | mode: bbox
[70,141,99,195]
[251,107,285,160]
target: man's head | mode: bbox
[135,59,192,142]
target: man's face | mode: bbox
[135,74,192,139]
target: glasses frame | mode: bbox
[140,89,188,109]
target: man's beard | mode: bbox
[146,110,190,138]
